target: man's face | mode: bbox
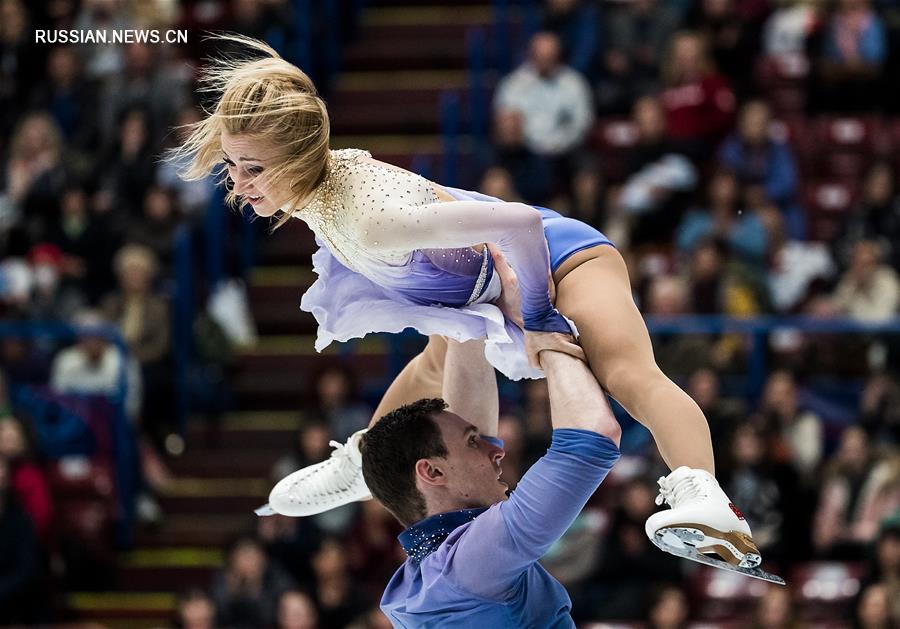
[429,412,508,509]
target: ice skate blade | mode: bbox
[254,503,276,516]
[651,529,785,585]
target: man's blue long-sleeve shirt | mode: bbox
[380,428,620,628]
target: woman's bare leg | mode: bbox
[370,335,447,424]
[554,246,715,473]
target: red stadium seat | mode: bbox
[792,562,865,622]
[757,55,810,115]
[690,565,768,621]
[590,118,640,183]
[810,116,889,178]
[804,179,859,241]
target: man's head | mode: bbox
[361,398,507,527]
[528,32,562,77]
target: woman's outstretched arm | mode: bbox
[356,199,568,334]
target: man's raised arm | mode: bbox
[441,338,499,438]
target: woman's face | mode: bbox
[220,132,290,217]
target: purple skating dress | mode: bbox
[294,149,603,380]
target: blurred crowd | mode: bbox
[1,0,900,627]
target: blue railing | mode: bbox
[0,322,138,546]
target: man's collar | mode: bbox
[398,507,489,564]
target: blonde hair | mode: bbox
[168,34,330,229]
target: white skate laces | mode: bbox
[654,469,712,508]
[259,428,372,517]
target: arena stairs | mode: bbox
[63,2,493,626]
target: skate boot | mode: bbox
[256,428,372,517]
[645,466,784,584]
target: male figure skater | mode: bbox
[360,253,621,627]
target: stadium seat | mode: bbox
[804,179,858,241]
[812,116,891,178]
[756,54,810,115]
[690,565,768,621]
[590,118,640,183]
[791,561,865,622]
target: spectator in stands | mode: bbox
[763,0,824,58]
[645,274,717,379]
[101,243,170,434]
[757,369,824,483]
[311,365,371,444]
[645,584,691,629]
[814,426,900,558]
[5,112,66,247]
[29,44,99,160]
[257,512,324,591]
[660,30,736,160]
[676,170,768,264]
[860,517,900,623]
[688,0,762,98]
[157,105,216,219]
[617,95,697,247]
[831,240,900,322]
[861,372,900,446]
[686,367,745,453]
[345,499,403,597]
[98,41,187,146]
[71,0,130,83]
[276,589,319,629]
[599,0,681,113]
[855,582,895,629]
[100,106,157,218]
[812,0,888,112]
[0,455,43,624]
[591,478,682,620]
[478,166,524,202]
[688,238,769,316]
[271,420,333,484]
[539,0,600,78]
[211,535,294,628]
[50,309,142,421]
[721,423,805,563]
[844,162,900,271]
[518,379,554,468]
[488,109,555,206]
[718,99,805,239]
[175,587,217,629]
[310,537,367,628]
[0,0,43,144]
[493,31,593,161]
[124,185,181,276]
[758,205,836,314]
[0,415,52,544]
[478,165,524,204]
[752,583,805,629]
[26,242,85,322]
[45,184,119,304]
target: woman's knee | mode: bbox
[600,361,669,403]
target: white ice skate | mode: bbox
[645,466,785,584]
[255,428,372,517]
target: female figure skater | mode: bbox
[174,37,772,580]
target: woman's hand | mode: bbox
[489,244,583,368]
[525,331,586,369]
[488,244,524,330]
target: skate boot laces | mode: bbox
[303,434,364,498]
[655,471,711,508]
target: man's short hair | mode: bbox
[361,398,449,527]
